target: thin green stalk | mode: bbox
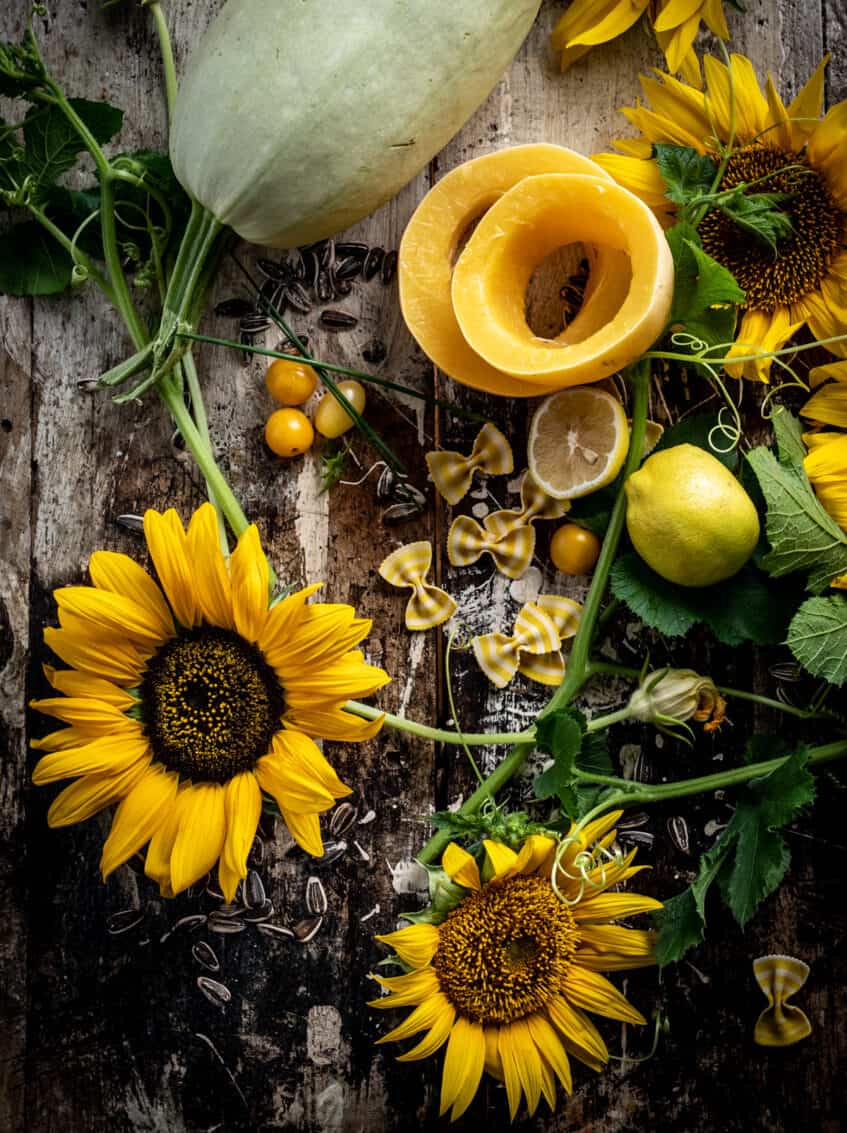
[176,331,488,423]
[145,0,178,118]
[28,204,113,298]
[574,738,847,810]
[646,333,847,368]
[343,700,533,747]
[585,706,633,732]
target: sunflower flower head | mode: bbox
[629,667,726,732]
[371,816,661,1122]
[30,503,390,901]
[595,52,847,382]
[552,0,731,84]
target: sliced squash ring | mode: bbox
[398,145,630,398]
[452,173,674,387]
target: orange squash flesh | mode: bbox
[452,173,674,387]
[398,145,631,398]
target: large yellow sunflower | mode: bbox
[371,814,660,1121]
[30,503,389,899]
[552,0,731,84]
[594,53,847,382]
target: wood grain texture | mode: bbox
[1,0,845,1130]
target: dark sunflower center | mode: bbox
[699,145,842,311]
[139,627,284,784]
[433,875,579,1024]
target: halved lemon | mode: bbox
[528,388,629,499]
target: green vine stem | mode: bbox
[143,0,178,119]
[344,700,532,747]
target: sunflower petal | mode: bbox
[513,834,557,876]
[280,806,324,857]
[47,754,152,827]
[282,652,390,701]
[578,924,657,959]
[256,582,323,657]
[375,923,440,970]
[370,968,440,1010]
[483,839,519,881]
[255,752,338,814]
[143,508,198,628]
[54,586,167,647]
[88,550,174,639]
[526,1013,572,1095]
[169,783,226,895]
[32,730,150,784]
[285,704,385,743]
[100,765,179,877]
[573,892,664,922]
[30,696,139,733]
[395,1008,455,1062]
[442,843,481,890]
[546,995,609,1065]
[218,771,263,902]
[43,622,145,685]
[270,729,351,799]
[564,967,647,1024]
[498,1024,525,1121]
[229,524,270,643]
[375,991,453,1045]
[440,1016,486,1120]
[43,666,137,710]
[186,503,235,630]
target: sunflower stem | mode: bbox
[343,701,533,747]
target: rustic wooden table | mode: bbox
[2,2,846,1130]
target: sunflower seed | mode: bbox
[247,836,265,867]
[316,269,334,303]
[106,908,143,935]
[320,839,348,864]
[192,941,221,973]
[363,246,384,280]
[362,339,387,365]
[381,250,398,285]
[116,513,145,533]
[77,378,101,391]
[214,903,245,920]
[352,840,370,862]
[769,661,802,682]
[335,255,363,281]
[305,876,328,915]
[257,257,288,281]
[320,309,358,330]
[334,277,353,298]
[320,239,335,270]
[329,802,358,837]
[197,976,232,1008]
[618,829,655,848]
[243,899,274,923]
[291,249,307,281]
[239,313,271,333]
[359,809,376,826]
[336,241,368,260]
[382,500,422,523]
[257,922,295,941]
[285,281,313,314]
[124,851,147,875]
[174,914,208,933]
[205,882,225,900]
[243,870,266,909]
[214,297,254,318]
[293,915,324,943]
[300,249,320,291]
[667,815,691,855]
[208,914,247,935]
[617,812,650,830]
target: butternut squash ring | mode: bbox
[452,173,675,388]
[398,145,631,398]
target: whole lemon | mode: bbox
[624,444,760,587]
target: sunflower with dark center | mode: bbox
[30,503,390,899]
[594,52,847,381]
[371,818,661,1122]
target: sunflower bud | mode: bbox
[628,668,726,732]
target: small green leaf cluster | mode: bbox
[533,707,615,819]
[655,739,815,965]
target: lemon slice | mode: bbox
[528,388,629,499]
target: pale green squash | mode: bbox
[170,0,542,248]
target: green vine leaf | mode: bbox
[610,554,793,646]
[787,595,847,686]
[534,707,584,816]
[653,144,716,206]
[745,410,847,592]
[654,834,734,966]
[22,98,123,198]
[0,220,73,294]
[717,188,795,253]
[665,223,744,350]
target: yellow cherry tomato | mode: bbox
[265,358,318,405]
[313,380,366,439]
[550,523,601,576]
[264,408,314,458]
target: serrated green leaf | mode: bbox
[0,31,47,98]
[654,144,717,206]
[574,732,615,818]
[23,98,123,195]
[665,226,743,350]
[534,708,584,814]
[0,221,72,295]
[745,443,847,593]
[610,554,793,646]
[718,748,814,926]
[787,595,847,685]
[770,407,809,473]
[717,188,795,254]
[654,832,735,965]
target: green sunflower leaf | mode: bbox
[0,220,73,295]
[718,747,815,926]
[745,410,847,592]
[610,554,793,646]
[654,832,735,966]
[653,144,717,206]
[22,98,123,198]
[534,707,585,816]
[664,225,744,350]
[717,188,795,254]
[787,595,847,685]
